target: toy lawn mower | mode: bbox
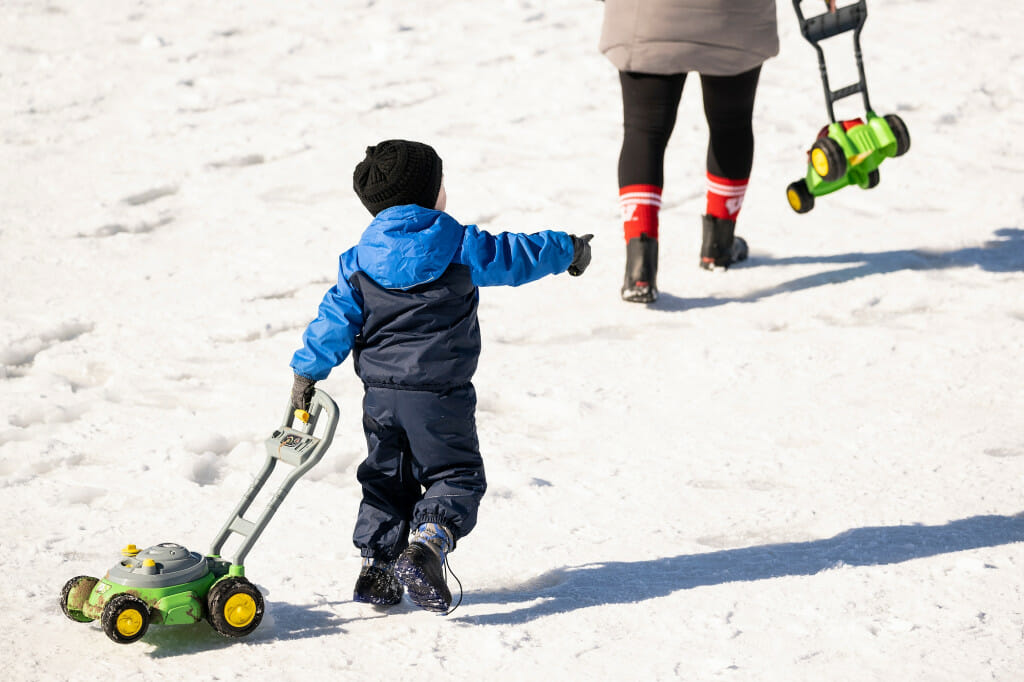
[786,0,911,213]
[60,389,338,644]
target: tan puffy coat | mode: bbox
[599,0,779,76]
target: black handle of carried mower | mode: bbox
[793,0,867,44]
[793,0,873,121]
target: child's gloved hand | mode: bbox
[291,374,316,411]
[568,234,593,276]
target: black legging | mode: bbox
[618,66,761,187]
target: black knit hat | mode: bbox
[352,140,443,216]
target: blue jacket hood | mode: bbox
[349,205,463,290]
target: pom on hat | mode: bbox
[353,140,443,216]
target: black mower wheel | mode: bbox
[786,179,815,214]
[884,114,911,157]
[101,593,150,644]
[208,577,265,637]
[60,575,98,623]
[809,137,847,182]
[865,169,881,189]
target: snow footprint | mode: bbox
[183,434,237,486]
[0,321,94,375]
[79,185,178,238]
[83,214,174,238]
[207,153,265,169]
[120,185,178,206]
[7,403,88,429]
[64,485,107,506]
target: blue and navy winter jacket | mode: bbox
[290,204,575,389]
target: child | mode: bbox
[289,139,592,613]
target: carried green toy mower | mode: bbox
[786,0,911,213]
[60,389,338,644]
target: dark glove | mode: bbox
[290,374,316,412]
[568,234,593,276]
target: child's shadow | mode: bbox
[656,227,1024,311]
[455,512,1024,626]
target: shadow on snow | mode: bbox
[141,599,358,657]
[133,230,1024,641]
[455,512,1024,626]
[135,512,1024,642]
[655,227,1024,311]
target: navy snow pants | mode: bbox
[353,384,486,560]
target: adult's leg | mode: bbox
[699,66,761,268]
[700,66,762,220]
[618,71,687,301]
[618,71,687,240]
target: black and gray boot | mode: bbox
[394,523,454,614]
[700,215,748,270]
[353,558,404,606]
[621,233,659,303]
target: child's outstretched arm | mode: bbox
[457,224,592,286]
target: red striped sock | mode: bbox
[705,173,748,220]
[619,184,662,241]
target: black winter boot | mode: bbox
[700,215,748,270]
[621,233,659,303]
[353,559,404,606]
[393,523,454,614]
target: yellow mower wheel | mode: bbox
[810,137,847,182]
[786,180,814,214]
[224,593,258,628]
[208,577,264,637]
[101,593,150,644]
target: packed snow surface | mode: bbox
[2,1,1023,680]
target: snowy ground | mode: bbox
[2,0,1023,680]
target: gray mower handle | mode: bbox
[208,388,339,567]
